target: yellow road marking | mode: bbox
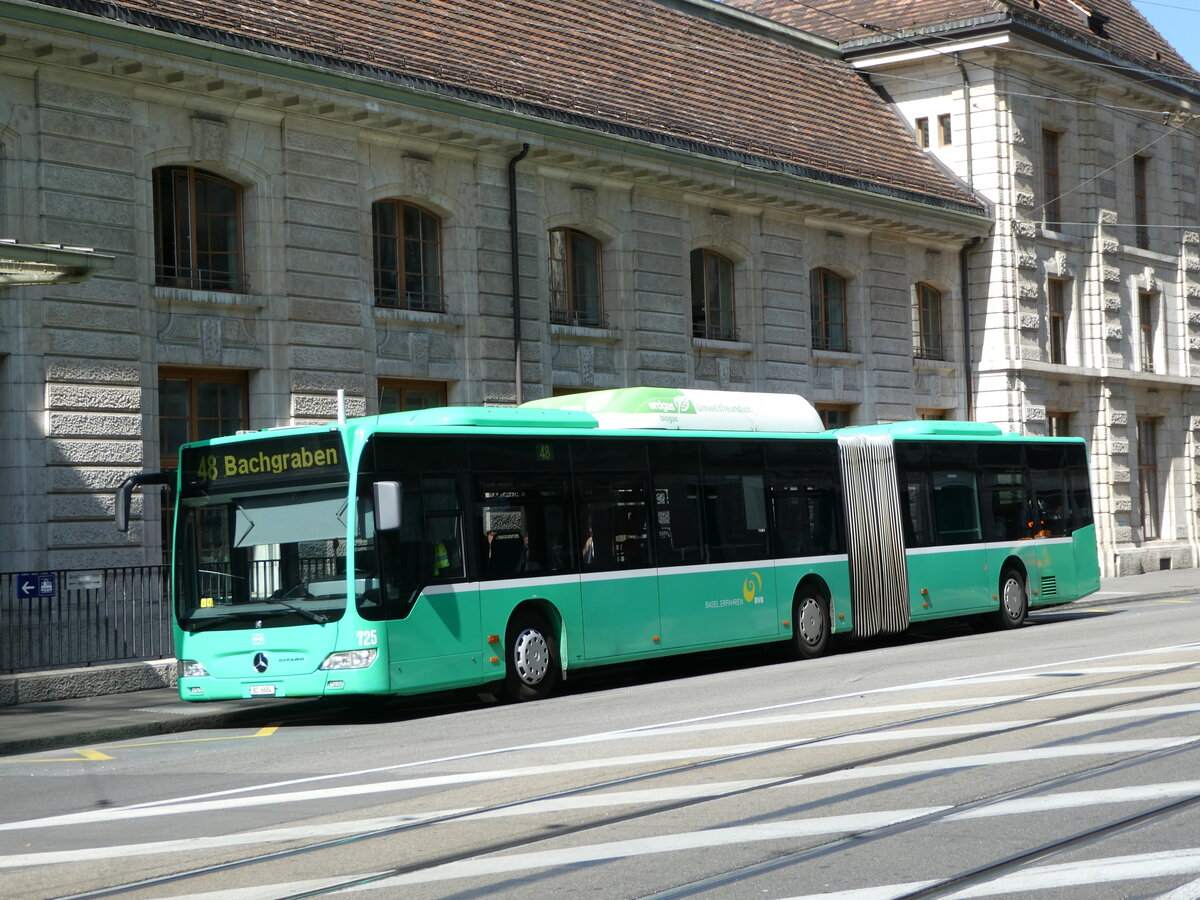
[1,723,280,763]
[1,747,114,763]
[1156,599,1194,604]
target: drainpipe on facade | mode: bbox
[508,143,530,405]
[957,56,978,422]
[956,56,974,191]
[960,236,981,421]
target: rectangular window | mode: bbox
[930,444,982,546]
[578,475,651,571]
[811,268,848,352]
[372,200,443,311]
[1047,411,1071,437]
[154,166,247,292]
[815,403,852,429]
[915,117,930,148]
[1138,291,1157,373]
[700,442,769,563]
[938,114,952,146]
[1048,278,1068,365]
[378,379,447,414]
[650,441,704,566]
[690,249,736,341]
[549,228,604,327]
[914,283,944,360]
[1134,155,1150,250]
[1042,129,1062,231]
[767,441,844,557]
[158,367,250,561]
[1137,418,1159,540]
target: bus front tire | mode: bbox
[503,613,560,702]
[789,591,830,660]
[996,568,1027,630]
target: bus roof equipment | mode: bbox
[522,387,824,433]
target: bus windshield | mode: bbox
[174,487,376,630]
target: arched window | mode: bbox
[690,249,736,340]
[549,228,604,327]
[372,200,443,311]
[810,268,847,351]
[154,166,247,292]
[914,282,944,360]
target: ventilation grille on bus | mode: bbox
[1040,576,1058,598]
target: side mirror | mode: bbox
[115,471,175,533]
[374,481,402,531]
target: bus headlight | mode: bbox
[319,648,377,670]
[178,659,210,678]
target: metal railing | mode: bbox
[0,566,173,673]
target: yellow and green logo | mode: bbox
[743,571,763,604]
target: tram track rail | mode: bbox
[53,660,1200,900]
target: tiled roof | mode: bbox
[27,0,983,214]
[729,0,1200,85]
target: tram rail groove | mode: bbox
[52,661,1200,900]
[639,733,1200,899]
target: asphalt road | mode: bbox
[2,596,1199,899]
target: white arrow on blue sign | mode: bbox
[17,572,56,598]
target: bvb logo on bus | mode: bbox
[743,571,763,604]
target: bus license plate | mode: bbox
[249,685,276,697]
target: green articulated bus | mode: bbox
[116,387,1100,703]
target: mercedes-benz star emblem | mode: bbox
[253,652,269,673]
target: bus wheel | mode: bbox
[503,613,560,701]
[996,568,1027,630]
[789,590,830,660]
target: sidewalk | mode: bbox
[0,569,1195,757]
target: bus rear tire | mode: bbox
[789,590,830,660]
[503,613,560,702]
[995,568,1027,630]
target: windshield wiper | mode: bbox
[264,585,330,624]
[183,613,254,633]
[261,600,328,628]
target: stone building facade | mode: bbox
[736,0,1200,576]
[0,0,987,571]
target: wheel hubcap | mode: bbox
[1003,578,1024,619]
[513,627,550,685]
[797,598,823,645]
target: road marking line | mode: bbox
[353,808,952,889]
[0,741,794,831]
[9,643,1196,829]
[8,775,1200,875]
[796,737,1198,785]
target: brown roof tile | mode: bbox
[28,0,983,213]
[729,0,1200,85]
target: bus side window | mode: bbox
[767,440,844,557]
[1027,444,1070,537]
[701,442,769,563]
[1066,444,1094,530]
[894,442,934,548]
[578,476,650,571]
[929,443,981,546]
[423,476,465,579]
[476,476,572,578]
[650,441,703,566]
